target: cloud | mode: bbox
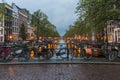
[6,0,79,36]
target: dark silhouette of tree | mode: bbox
[19,23,27,40]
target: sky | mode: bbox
[2,0,79,36]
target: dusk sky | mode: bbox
[2,0,79,36]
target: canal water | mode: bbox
[57,39,67,49]
[51,39,68,59]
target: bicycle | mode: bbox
[108,43,119,61]
[70,41,92,60]
[29,41,54,60]
[0,44,13,62]
[81,45,92,59]
[55,44,69,59]
[11,43,30,61]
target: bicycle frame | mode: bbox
[11,44,30,61]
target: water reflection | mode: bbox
[57,39,67,49]
[8,66,15,77]
[55,39,67,54]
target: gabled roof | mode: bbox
[12,3,21,10]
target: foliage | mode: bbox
[19,23,27,40]
[31,10,59,39]
[65,0,120,41]
[0,3,5,22]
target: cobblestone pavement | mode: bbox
[0,64,120,80]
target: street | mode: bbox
[0,63,120,80]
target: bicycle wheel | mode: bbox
[81,49,85,57]
[108,50,118,61]
[59,48,68,59]
[0,55,5,62]
[24,50,30,61]
[19,50,30,61]
[7,52,15,61]
[85,54,92,59]
[47,49,53,59]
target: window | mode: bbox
[0,36,3,42]
[1,29,3,34]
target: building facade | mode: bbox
[27,23,36,40]
[20,8,36,40]
[12,3,19,41]
[0,3,4,43]
[4,3,13,42]
[107,20,120,43]
[0,2,35,42]
[0,3,13,42]
[18,8,34,40]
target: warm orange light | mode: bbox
[72,44,74,48]
[85,37,88,40]
[48,36,51,39]
[85,48,92,54]
[74,45,77,48]
[67,43,70,49]
[48,44,51,49]
[54,40,57,43]
[9,35,13,39]
[30,50,34,58]
[74,49,76,54]
[44,46,47,48]
[78,35,81,40]
[39,47,42,52]
[78,47,81,53]
[39,36,42,40]
[108,35,113,41]
[31,36,34,40]
[119,36,120,38]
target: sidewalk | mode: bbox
[0,57,120,65]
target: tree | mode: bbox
[19,23,27,40]
[0,3,4,22]
[31,10,60,39]
[64,0,120,41]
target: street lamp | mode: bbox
[39,36,42,40]
[30,36,34,40]
[9,35,13,42]
[9,35,12,39]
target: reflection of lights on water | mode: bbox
[57,40,67,48]
[54,44,57,48]
[8,66,14,77]
[30,50,35,58]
